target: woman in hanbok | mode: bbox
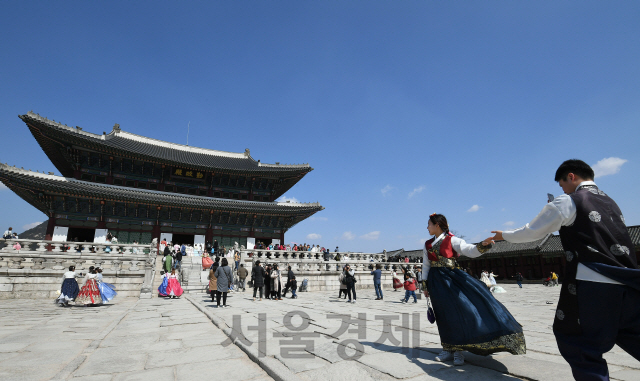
[158,272,169,297]
[76,267,103,305]
[423,214,525,366]
[392,270,402,291]
[480,271,494,291]
[165,269,184,298]
[96,268,117,303]
[488,271,506,293]
[56,265,81,306]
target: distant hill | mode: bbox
[19,221,48,240]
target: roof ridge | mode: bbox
[0,163,64,181]
[22,111,311,168]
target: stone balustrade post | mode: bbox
[31,257,45,270]
[1,240,14,252]
[123,246,132,255]
[81,244,92,254]
[20,241,31,252]
[95,244,105,254]
[52,258,65,270]
[93,260,104,269]
[112,260,122,271]
[75,260,86,271]
[8,257,25,269]
[140,253,156,299]
[51,243,63,252]
[129,261,140,271]
[36,242,47,252]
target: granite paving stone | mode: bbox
[1,283,639,381]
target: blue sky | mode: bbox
[1,2,639,252]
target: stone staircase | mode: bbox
[152,255,239,296]
[181,256,209,295]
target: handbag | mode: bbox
[427,297,436,324]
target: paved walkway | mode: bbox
[0,298,272,381]
[0,284,638,380]
[188,283,639,381]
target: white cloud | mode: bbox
[593,157,628,178]
[276,196,300,203]
[310,216,328,221]
[467,204,481,212]
[306,233,321,240]
[381,185,394,196]
[22,221,43,231]
[342,231,355,240]
[360,231,380,240]
[504,221,516,226]
[408,185,425,198]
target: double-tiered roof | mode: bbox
[4,111,323,244]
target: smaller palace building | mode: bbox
[0,112,323,247]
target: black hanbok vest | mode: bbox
[554,184,637,335]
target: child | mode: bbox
[402,272,418,303]
[290,276,298,299]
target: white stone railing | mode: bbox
[240,249,387,262]
[0,238,152,257]
[235,249,397,273]
[0,252,147,272]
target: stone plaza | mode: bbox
[1,281,639,381]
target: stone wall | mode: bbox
[0,239,155,299]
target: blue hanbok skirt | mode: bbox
[57,278,79,304]
[427,267,526,356]
[98,282,117,302]
[158,277,169,296]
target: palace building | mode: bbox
[0,111,323,247]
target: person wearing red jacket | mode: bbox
[402,273,418,303]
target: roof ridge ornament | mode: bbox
[113,123,121,132]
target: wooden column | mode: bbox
[45,217,56,241]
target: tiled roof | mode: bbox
[0,164,323,216]
[629,225,640,247]
[402,249,423,257]
[20,112,312,175]
[537,235,565,255]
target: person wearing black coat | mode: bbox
[282,266,295,297]
[264,264,272,299]
[251,261,266,301]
